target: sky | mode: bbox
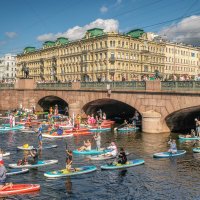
[0,0,200,56]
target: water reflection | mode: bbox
[1,129,200,199]
[65,177,72,194]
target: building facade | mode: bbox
[164,42,200,79]
[16,28,200,82]
[0,53,17,81]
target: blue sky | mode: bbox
[0,0,200,56]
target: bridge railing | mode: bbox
[161,81,200,91]
[0,83,14,90]
[80,81,146,91]
[36,82,72,90]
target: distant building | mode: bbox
[0,53,17,81]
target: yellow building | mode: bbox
[17,28,166,81]
[164,42,200,79]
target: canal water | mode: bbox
[0,129,200,200]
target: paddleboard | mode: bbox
[88,154,116,161]
[0,184,40,196]
[9,160,58,169]
[88,152,129,161]
[193,147,200,153]
[2,152,11,157]
[42,133,73,138]
[0,125,24,131]
[17,145,57,150]
[101,159,145,170]
[6,168,29,176]
[73,149,111,155]
[89,128,111,132]
[21,129,36,133]
[44,166,97,178]
[153,150,186,158]
[117,127,139,132]
[179,136,200,140]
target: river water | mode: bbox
[0,129,200,200]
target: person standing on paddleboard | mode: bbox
[38,125,43,149]
[66,150,73,171]
[94,132,101,151]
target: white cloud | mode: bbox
[5,32,17,39]
[37,18,119,42]
[100,6,108,13]
[159,15,200,45]
[116,0,122,5]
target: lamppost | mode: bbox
[109,69,115,81]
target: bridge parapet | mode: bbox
[36,82,72,90]
[161,81,200,91]
[0,83,14,90]
[80,81,146,91]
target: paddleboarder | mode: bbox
[38,125,43,149]
[66,150,73,171]
[94,132,101,151]
[118,148,127,164]
[0,160,12,191]
[168,139,177,154]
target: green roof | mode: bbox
[43,41,56,47]
[56,37,69,45]
[24,47,36,53]
[127,29,145,39]
[86,28,104,38]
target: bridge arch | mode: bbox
[38,95,68,114]
[165,106,200,132]
[82,98,141,123]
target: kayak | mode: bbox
[73,131,91,136]
[17,145,58,150]
[0,184,40,196]
[89,127,111,132]
[179,136,200,140]
[101,159,145,170]
[73,149,111,155]
[117,127,139,132]
[6,168,29,176]
[42,133,73,138]
[16,121,40,126]
[193,147,200,153]
[0,125,24,131]
[65,128,89,133]
[44,166,97,178]
[9,160,58,169]
[153,150,186,158]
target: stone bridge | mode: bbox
[1,79,200,133]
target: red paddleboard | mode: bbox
[0,184,40,196]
